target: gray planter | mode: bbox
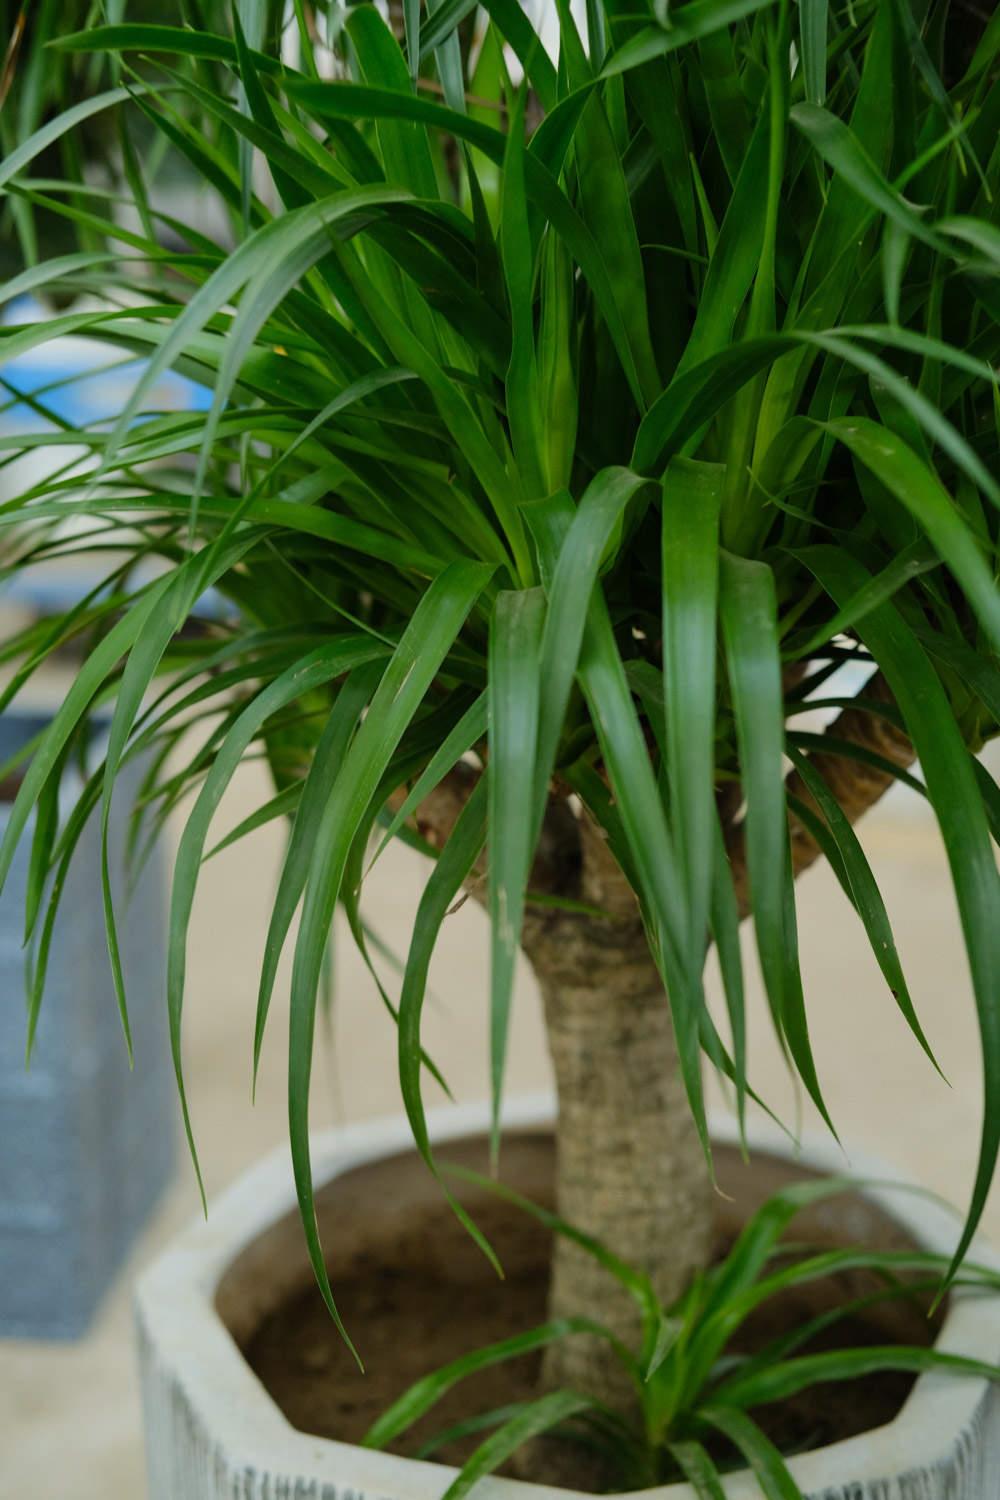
[0,708,174,1339]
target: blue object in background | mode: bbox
[0,298,225,624]
[1,358,212,435]
[0,709,175,1340]
[0,353,213,428]
[0,296,212,428]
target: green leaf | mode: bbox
[206,782,302,860]
[0,85,136,192]
[347,8,438,200]
[974,760,1000,849]
[488,588,546,1157]
[786,746,941,1075]
[536,228,578,494]
[526,490,708,1159]
[426,0,467,114]
[677,114,770,376]
[820,417,1000,653]
[602,0,780,78]
[26,773,104,1063]
[499,89,544,498]
[419,0,479,57]
[644,1312,683,1383]
[701,1162,857,1333]
[719,551,832,1133]
[284,78,651,410]
[790,103,951,258]
[478,0,558,111]
[49,23,279,72]
[395,775,497,1267]
[710,810,747,1141]
[699,1407,802,1500]
[327,255,529,584]
[918,632,1000,728]
[414,1405,536,1462]
[403,0,420,80]
[0,577,171,896]
[529,469,650,832]
[368,693,487,871]
[0,251,120,310]
[578,595,709,1153]
[364,1319,603,1451]
[442,1160,658,1323]
[800,0,829,105]
[716,1344,1000,1410]
[667,1441,727,1500]
[573,90,660,407]
[23,752,64,948]
[722,1239,1000,1330]
[812,336,1000,511]
[96,187,413,494]
[785,730,928,800]
[167,640,387,1204]
[662,458,723,962]
[287,561,492,1362]
[787,538,940,661]
[441,1393,598,1500]
[804,547,1000,1283]
[99,536,258,1064]
[252,665,384,1090]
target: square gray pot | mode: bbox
[0,707,175,1339]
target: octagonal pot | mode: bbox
[136,1098,1000,1499]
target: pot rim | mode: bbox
[136,1096,1000,1499]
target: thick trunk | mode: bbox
[409,772,715,1402]
[521,817,714,1408]
[526,924,713,1402]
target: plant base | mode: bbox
[137,1100,1000,1498]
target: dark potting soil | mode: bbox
[227,1134,939,1489]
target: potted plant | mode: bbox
[3,0,1000,1493]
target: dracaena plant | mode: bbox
[1,0,999,1451]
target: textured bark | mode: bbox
[520,817,713,1408]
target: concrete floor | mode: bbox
[4,755,1000,1497]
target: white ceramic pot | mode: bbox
[136,1097,1000,1499]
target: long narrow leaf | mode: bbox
[805,547,1000,1282]
[440,1391,598,1500]
[287,561,492,1362]
[662,458,724,962]
[719,551,833,1132]
[488,589,545,1157]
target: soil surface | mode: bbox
[227,1133,940,1489]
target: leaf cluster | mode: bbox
[366,1170,1000,1499]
